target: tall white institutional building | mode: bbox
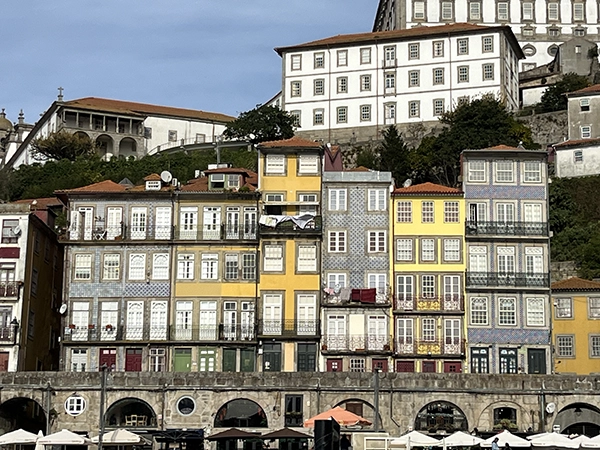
[373,0,599,71]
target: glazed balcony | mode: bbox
[259,215,322,235]
[395,338,465,356]
[0,282,19,298]
[465,221,548,237]
[321,334,392,353]
[394,295,464,313]
[466,272,550,288]
[257,319,320,337]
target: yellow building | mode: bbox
[256,137,323,372]
[551,277,600,375]
[390,182,466,373]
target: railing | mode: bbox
[149,137,214,155]
[0,327,16,342]
[64,225,174,241]
[176,224,257,241]
[321,334,392,352]
[395,338,465,356]
[466,272,550,288]
[394,295,464,312]
[466,221,548,236]
[0,282,19,298]
[259,216,322,234]
[258,319,320,337]
[322,292,391,306]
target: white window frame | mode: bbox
[102,253,120,281]
[470,297,489,325]
[444,201,460,223]
[422,201,434,222]
[65,396,86,416]
[152,253,169,280]
[397,239,414,262]
[328,230,347,253]
[265,154,285,174]
[368,189,387,211]
[526,297,545,326]
[441,1,453,19]
[298,155,319,174]
[201,253,218,280]
[264,244,284,272]
[74,254,92,280]
[177,253,195,280]
[397,201,412,222]
[328,189,347,211]
[443,238,461,262]
[495,161,514,182]
[128,253,146,280]
[421,238,436,262]
[297,244,317,272]
[499,297,517,326]
[368,231,386,253]
[291,54,301,70]
[468,160,486,182]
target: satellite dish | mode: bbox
[160,171,173,183]
[13,226,21,236]
[403,179,412,188]
[59,304,68,315]
[546,403,556,414]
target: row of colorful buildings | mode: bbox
[1,136,598,375]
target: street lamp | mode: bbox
[98,363,111,450]
[10,318,19,345]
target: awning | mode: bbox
[207,429,262,441]
[261,429,312,440]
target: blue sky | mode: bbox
[2,1,375,124]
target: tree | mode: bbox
[354,143,380,170]
[537,73,590,113]
[223,104,295,144]
[30,131,97,161]
[378,125,412,185]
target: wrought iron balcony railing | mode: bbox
[176,224,258,241]
[394,295,464,312]
[257,319,320,337]
[321,334,392,352]
[466,221,548,237]
[466,272,550,288]
[395,338,465,356]
[0,282,19,298]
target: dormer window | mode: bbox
[210,173,225,189]
[145,180,161,191]
[227,175,240,189]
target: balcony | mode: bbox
[257,319,320,337]
[259,215,322,235]
[0,282,19,298]
[321,334,392,353]
[394,295,464,313]
[466,272,550,288]
[466,221,548,237]
[0,326,16,343]
[322,288,391,307]
[64,225,174,242]
[175,224,257,241]
[395,338,465,356]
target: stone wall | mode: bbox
[550,260,579,282]
[517,110,569,149]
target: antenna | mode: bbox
[403,179,412,188]
[160,171,173,183]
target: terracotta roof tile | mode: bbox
[553,137,600,148]
[64,97,235,123]
[13,197,64,208]
[127,184,173,192]
[180,168,258,192]
[551,277,600,291]
[144,173,162,181]
[348,166,372,172]
[57,180,127,194]
[258,136,322,149]
[392,182,462,196]
[567,84,600,96]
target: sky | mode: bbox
[1,1,376,124]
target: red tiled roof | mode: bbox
[13,197,64,208]
[57,180,127,194]
[553,137,600,148]
[63,97,235,123]
[258,136,322,149]
[392,182,462,196]
[551,277,600,291]
[180,168,258,192]
[567,84,600,96]
[348,166,372,172]
[144,173,162,181]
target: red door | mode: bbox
[99,349,116,370]
[326,358,343,372]
[444,361,462,373]
[396,360,415,372]
[0,352,9,372]
[372,358,388,372]
[125,349,143,372]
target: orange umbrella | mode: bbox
[303,406,372,428]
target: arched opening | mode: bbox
[0,397,46,435]
[333,398,376,426]
[105,397,156,429]
[214,399,268,428]
[73,131,90,140]
[555,403,600,437]
[415,401,468,435]
[119,137,137,159]
[96,134,114,160]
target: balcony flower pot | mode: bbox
[105,325,114,331]
[68,324,76,329]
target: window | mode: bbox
[409,43,420,59]
[150,348,166,371]
[314,79,324,95]
[497,2,509,20]
[74,254,92,280]
[523,161,541,182]
[548,28,560,38]
[574,150,583,163]
[414,1,426,18]
[285,395,304,426]
[470,297,489,325]
[177,253,194,280]
[298,155,319,174]
[264,244,284,271]
[368,273,387,298]
[328,231,347,253]
[369,231,386,253]
[242,254,256,280]
[409,101,420,117]
[421,238,435,261]
[71,349,87,372]
[458,66,469,82]
[574,27,586,36]
[152,253,169,280]
[360,48,371,64]
[422,201,434,222]
[433,99,445,116]
[591,336,600,357]
[444,201,459,223]
[103,254,120,280]
[499,297,517,325]
[128,253,146,280]
[337,77,348,93]
[385,72,396,90]
[384,46,396,65]
[368,189,387,211]
[526,298,545,326]
[313,109,324,125]
[265,154,285,174]
[580,98,590,112]
[337,50,347,66]
[168,130,177,142]
[469,1,481,19]
[499,348,517,373]
[557,335,574,357]
[433,68,444,85]
[495,161,514,182]
[291,54,301,70]
[361,75,371,91]
[547,2,559,20]
[581,125,592,139]
[314,52,324,68]
[1,220,19,244]
[589,297,600,318]
[397,239,414,261]
[360,105,371,121]
[483,63,494,80]
[329,189,347,211]
[441,1,453,19]
[350,358,366,372]
[385,102,396,120]
[291,81,301,97]
[297,244,317,271]
[409,70,420,87]
[469,160,486,182]
[444,239,461,262]
[328,273,347,289]
[422,318,436,341]
[522,28,535,37]
[421,275,436,298]
[457,38,469,55]
[65,395,86,416]
[290,110,301,127]
[521,2,533,20]
[397,201,412,222]
[573,2,584,20]
[433,41,444,57]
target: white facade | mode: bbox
[373,0,600,72]
[554,140,600,177]
[277,24,522,137]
